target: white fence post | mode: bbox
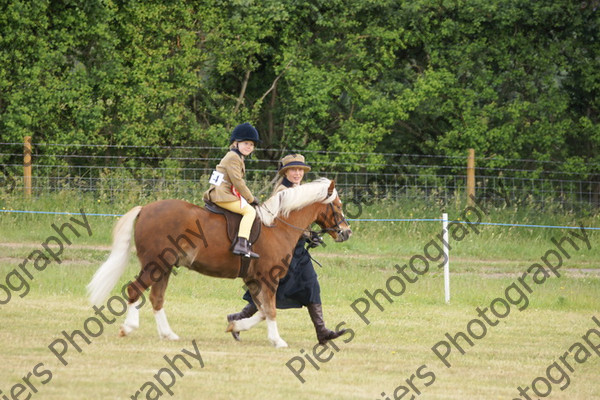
[443,213,450,303]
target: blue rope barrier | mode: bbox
[0,209,122,217]
[1,209,599,230]
[348,218,600,231]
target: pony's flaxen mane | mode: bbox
[257,178,337,226]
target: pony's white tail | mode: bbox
[87,206,143,306]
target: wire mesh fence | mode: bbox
[1,141,599,209]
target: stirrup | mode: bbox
[232,237,259,259]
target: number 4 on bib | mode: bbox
[209,170,225,186]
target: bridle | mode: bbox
[260,197,349,269]
[314,202,348,237]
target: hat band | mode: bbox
[280,161,310,170]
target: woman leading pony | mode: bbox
[227,154,347,344]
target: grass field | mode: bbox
[1,193,599,400]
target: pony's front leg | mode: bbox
[226,278,267,336]
[266,317,287,348]
[226,277,287,347]
[228,310,265,333]
[226,301,286,347]
[261,291,287,348]
[154,308,179,341]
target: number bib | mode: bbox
[209,170,225,186]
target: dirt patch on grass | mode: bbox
[1,242,597,277]
[0,242,111,251]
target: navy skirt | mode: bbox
[243,240,321,308]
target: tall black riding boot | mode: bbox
[226,302,258,341]
[307,303,347,345]
[232,237,259,259]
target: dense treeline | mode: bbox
[1,0,599,179]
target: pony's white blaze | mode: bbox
[154,308,179,341]
[87,206,142,306]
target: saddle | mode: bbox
[204,200,262,246]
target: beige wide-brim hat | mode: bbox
[278,154,311,176]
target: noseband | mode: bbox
[315,203,349,237]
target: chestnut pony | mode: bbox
[87,178,351,347]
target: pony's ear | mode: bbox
[327,180,336,196]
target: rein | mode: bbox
[260,202,317,236]
[260,202,331,270]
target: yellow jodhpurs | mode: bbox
[214,200,256,240]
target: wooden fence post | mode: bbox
[467,148,475,205]
[24,136,32,198]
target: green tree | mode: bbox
[1,0,598,188]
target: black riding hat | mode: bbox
[230,123,261,144]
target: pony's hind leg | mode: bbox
[119,300,141,337]
[119,278,148,337]
[118,272,153,337]
[149,267,179,340]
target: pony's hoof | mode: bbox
[159,332,180,341]
[226,321,242,340]
[231,331,241,341]
[272,339,288,348]
[119,323,135,337]
[225,321,235,333]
